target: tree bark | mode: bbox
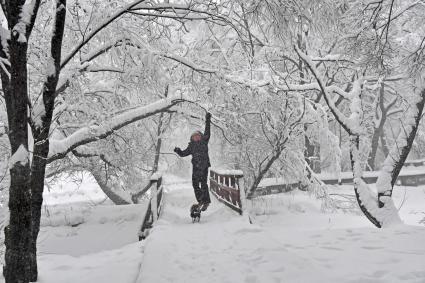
[368,84,389,171]
[367,124,384,170]
[246,145,285,199]
[350,136,382,228]
[389,89,425,187]
[305,133,321,173]
[380,132,389,156]
[28,1,67,280]
[3,23,32,283]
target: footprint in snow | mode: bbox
[53,265,72,271]
[234,227,262,234]
[320,246,343,251]
[310,234,322,238]
[370,270,387,278]
[245,275,259,283]
[361,246,384,250]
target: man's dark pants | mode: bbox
[192,167,211,204]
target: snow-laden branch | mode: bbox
[132,3,190,10]
[80,37,128,63]
[310,54,354,63]
[129,11,209,20]
[159,52,217,73]
[60,0,147,70]
[157,50,354,100]
[165,107,235,145]
[12,0,41,43]
[85,65,124,73]
[294,45,417,228]
[295,45,364,136]
[47,94,187,163]
[130,2,230,24]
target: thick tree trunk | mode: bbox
[28,141,49,281]
[3,34,32,283]
[353,89,425,227]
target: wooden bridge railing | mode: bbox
[138,173,164,240]
[319,168,425,186]
[209,169,244,215]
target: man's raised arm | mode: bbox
[203,112,211,142]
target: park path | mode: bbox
[136,181,306,283]
[137,181,425,283]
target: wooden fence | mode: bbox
[319,168,425,186]
[254,182,301,196]
[138,173,164,240]
[252,167,425,199]
[209,169,243,214]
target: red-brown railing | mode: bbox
[209,169,244,215]
[138,173,164,240]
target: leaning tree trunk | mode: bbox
[91,169,131,205]
[246,146,285,199]
[353,89,425,228]
[3,26,33,283]
[350,135,382,227]
[295,45,425,228]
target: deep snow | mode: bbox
[1,174,147,283]
[139,179,425,283]
[1,174,425,283]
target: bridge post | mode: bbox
[151,174,160,222]
[139,172,163,241]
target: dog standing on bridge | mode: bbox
[174,112,212,221]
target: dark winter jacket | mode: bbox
[175,115,211,171]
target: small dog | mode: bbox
[190,204,201,222]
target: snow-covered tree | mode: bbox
[0,1,230,282]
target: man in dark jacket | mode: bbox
[174,112,212,211]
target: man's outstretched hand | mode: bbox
[206,112,211,120]
[174,147,181,154]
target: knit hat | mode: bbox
[190,131,202,141]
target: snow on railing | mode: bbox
[318,166,425,186]
[403,159,425,167]
[254,177,301,197]
[209,169,243,215]
[138,173,164,241]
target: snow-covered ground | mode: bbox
[1,173,148,283]
[140,181,425,283]
[1,175,425,283]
